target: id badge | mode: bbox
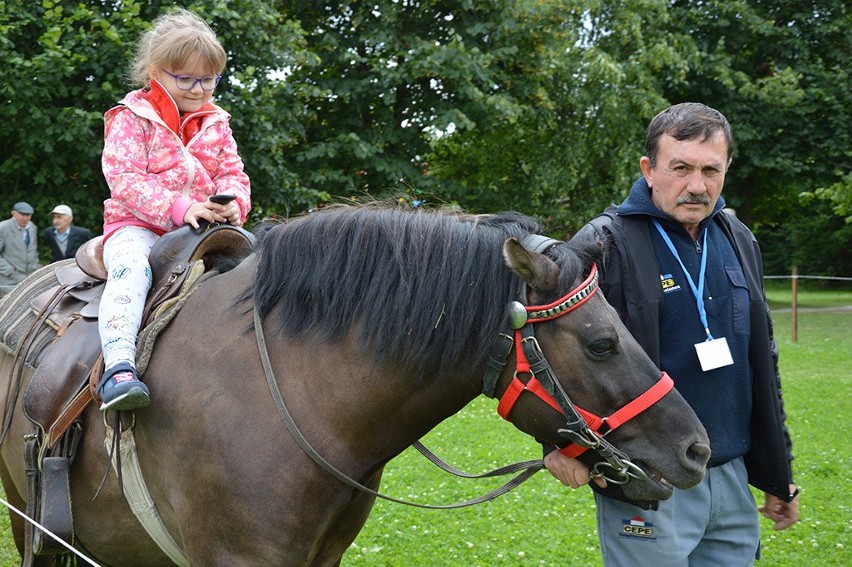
[694,337,734,371]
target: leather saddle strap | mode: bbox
[45,353,102,450]
[47,382,96,451]
[23,435,38,567]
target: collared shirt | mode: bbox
[54,228,69,254]
[54,228,70,243]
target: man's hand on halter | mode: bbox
[544,450,608,489]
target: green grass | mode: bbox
[752,308,851,566]
[1,288,849,565]
[0,498,16,565]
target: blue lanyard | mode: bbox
[652,220,713,340]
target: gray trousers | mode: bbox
[595,457,760,567]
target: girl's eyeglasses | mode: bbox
[162,70,221,92]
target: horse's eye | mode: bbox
[588,338,616,359]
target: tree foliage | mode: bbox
[428,0,699,234]
[659,0,851,273]
[0,0,848,274]
[1,0,133,232]
[0,0,308,230]
[664,0,850,224]
[274,1,562,207]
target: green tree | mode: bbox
[0,0,136,232]
[273,0,547,206]
[2,1,848,276]
[0,0,307,234]
[810,172,852,223]
[428,0,700,235]
[662,0,851,273]
[273,0,704,235]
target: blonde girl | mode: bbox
[98,9,250,410]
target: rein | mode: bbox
[253,309,543,509]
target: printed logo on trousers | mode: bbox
[619,516,657,542]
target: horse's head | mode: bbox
[494,236,710,502]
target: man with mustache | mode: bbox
[546,103,798,566]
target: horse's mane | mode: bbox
[253,203,594,377]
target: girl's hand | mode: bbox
[183,201,216,230]
[221,202,242,226]
[183,199,242,229]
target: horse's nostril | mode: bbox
[686,441,711,466]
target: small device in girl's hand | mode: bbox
[209,194,236,205]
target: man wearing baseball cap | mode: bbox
[0,201,41,296]
[43,204,94,263]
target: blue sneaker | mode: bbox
[98,364,150,411]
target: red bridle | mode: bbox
[495,263,674,458]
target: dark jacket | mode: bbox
[43,225,93,262]
[573,196,795,503]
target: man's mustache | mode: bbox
[677,194,712,205]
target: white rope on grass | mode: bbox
[0,495,101,566]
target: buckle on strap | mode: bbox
[557,372,674,458]
[482,331,515,398]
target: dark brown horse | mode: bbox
[0,204,709,566]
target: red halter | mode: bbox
[496,263,674,457]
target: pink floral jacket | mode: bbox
[101,82,251,239]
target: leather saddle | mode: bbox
[22,222,255,447]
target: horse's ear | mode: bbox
[503,237,559,292]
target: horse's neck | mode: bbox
[257,320,482,461]
[196,257,484,467]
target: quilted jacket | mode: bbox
[101,81,250,239]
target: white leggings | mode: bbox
[98,226,159,372]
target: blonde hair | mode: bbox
[128,8,227,87]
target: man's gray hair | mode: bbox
[645,103,734,167]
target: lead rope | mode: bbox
[254,308,543,509]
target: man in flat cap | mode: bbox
[0,202,41,297]
[43,204,93,262]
